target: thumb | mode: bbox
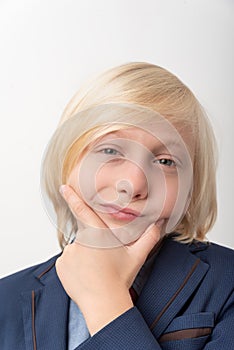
[129,219,165,264]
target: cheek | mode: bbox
[94,165,111,189]
[93,165,118,201]
[160,177,179,217]
[67,162,116,202]
[162,172,192,233]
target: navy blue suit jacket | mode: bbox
[1,236,234,349]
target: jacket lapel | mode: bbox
[136,238,209,339]
[21,256,69,350]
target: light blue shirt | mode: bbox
[68,299,90,350]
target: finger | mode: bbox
[129,219,165,264]
[59,184,107,228]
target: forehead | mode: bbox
[94,126,194,158]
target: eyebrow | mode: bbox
[96,129,188,155]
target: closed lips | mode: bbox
[100,204,141,216]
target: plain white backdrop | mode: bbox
[0,0,233,277]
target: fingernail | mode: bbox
[59,185,67,196]
[155,219,165,228]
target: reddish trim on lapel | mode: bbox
[31,290,37,350]
[37,262,55,280]
[150,258,200,330]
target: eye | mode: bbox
[154,157,177,167]
[100,147,121,156]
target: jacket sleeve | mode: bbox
[75,307,162,350]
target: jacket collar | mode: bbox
[136,236,210,338]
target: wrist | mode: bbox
[79,289,134,335]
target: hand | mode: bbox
[56,185,164,335]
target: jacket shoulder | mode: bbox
[0,253,60,294]
[190,240,234,262]
[188,239,234,282]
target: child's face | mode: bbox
[67,124,193,245]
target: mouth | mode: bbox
[98,204,141,221]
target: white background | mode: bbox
[0,0,233,277]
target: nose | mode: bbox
[115,162,148,201]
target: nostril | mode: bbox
[116,179,133,194]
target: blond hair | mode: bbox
[41,62,217,248]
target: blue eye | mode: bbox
[100,148,120,155]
